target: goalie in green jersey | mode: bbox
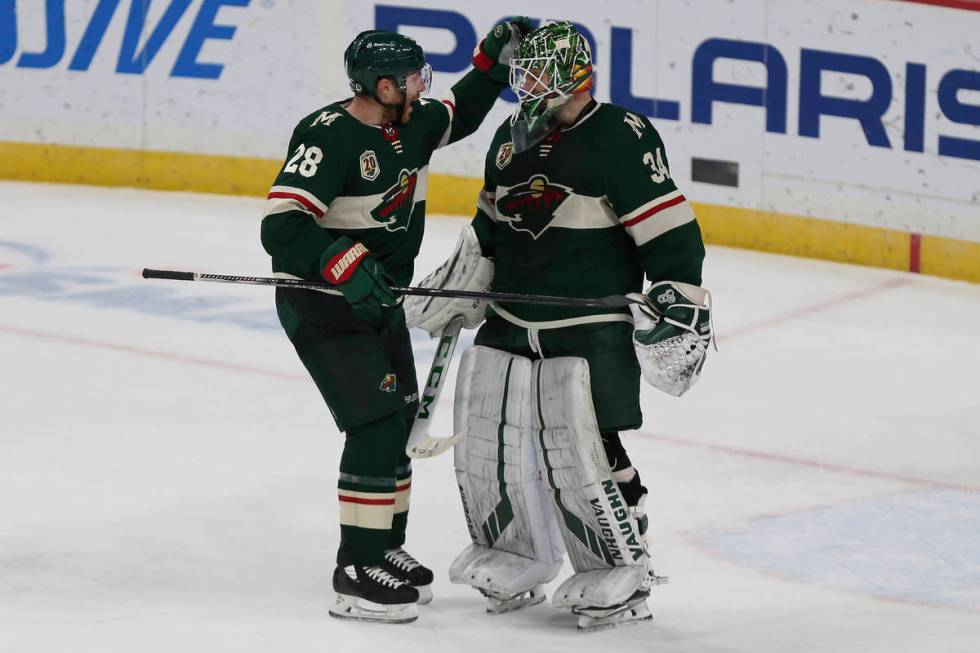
[260,20,532,624]
[406,21,713,631]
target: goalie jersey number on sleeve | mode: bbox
[642,148,670,184]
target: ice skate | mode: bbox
[480,584,547,614]
[329,564,419,624]
[573,590,652,632]
[382,547,434,604]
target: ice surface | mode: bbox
[1,181,978,652]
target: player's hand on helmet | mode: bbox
[473,17,535,82]
[628,281,713,397]
[320,237,397,326]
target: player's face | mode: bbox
[398,71,426,124]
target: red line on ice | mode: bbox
[0,324,307,382]
[639,432,980,493]
[716,277,909,343]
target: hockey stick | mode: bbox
[405,316,464,459]
[142,269,653,309]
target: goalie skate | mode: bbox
[572,591,652,632]
[480,584,547,614]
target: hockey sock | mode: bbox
[388,404,416,549]
[388,453,412,549]
[337,410,410,566]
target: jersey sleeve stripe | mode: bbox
[621,190,685,227]
[266,185,328,218]
[625,199,697,246]
[477,187,496,218]
[441,97,456,119]
[436,90,457,149]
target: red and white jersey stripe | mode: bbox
[436,90,457,149]
[619,190,696,246]
[263,185,329,219]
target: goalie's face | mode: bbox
[511,58,560,113]
[518,64,552,96]
[508,22,594,152]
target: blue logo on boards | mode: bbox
[0,0,250,79]
[375,4,980,162]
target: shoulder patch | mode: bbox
[311,111,343,128]
[495,142,514,170]
[624,112,646,139]
[359,150,380,181]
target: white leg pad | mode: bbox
[450,346,564,598]
[530,356,650,609]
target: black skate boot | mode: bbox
[382,547,434,604]
[329,564,420,624]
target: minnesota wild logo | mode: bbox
[370,168,418,232]
[496,174,571,239]
[380,373,397,393]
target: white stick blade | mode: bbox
[407,432,463,458]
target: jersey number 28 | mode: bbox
[284,144,323,178]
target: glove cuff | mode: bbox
[321,240,370,284]
[472,40,495,72]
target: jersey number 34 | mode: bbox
[643,147,670,184]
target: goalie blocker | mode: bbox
[450,346,663,630]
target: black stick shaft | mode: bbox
[142,268,643,309]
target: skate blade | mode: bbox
[483,585,546,615]
[574,599,652,632]
[329,594,419,624]
[416,584,433,605]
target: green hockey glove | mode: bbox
[628,281,713,396]
[472,17,534,83]
[320,238,396,326]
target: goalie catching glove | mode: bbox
[628,281,714,397]
[405,226,493,335]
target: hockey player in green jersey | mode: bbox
[406,21,713,630]
[259,21,532,624]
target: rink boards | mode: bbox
[1,0,979,282]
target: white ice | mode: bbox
[1,181,978,652]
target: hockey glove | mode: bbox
[320,238,396,326]
[404,225,493,335]
[472,17,534,84]
[628,281,713,397]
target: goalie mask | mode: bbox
[509,21,594,154]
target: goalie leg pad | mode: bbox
[529,356,651,609]
[450,346,564,602]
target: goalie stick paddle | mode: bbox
[405,316,464,459]
[141,268,653,309]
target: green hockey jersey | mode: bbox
[260,70,504,287]
[472,101,706,323]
